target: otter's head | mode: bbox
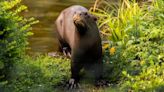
[73,12,97,35]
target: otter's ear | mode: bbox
[91,15,97,21]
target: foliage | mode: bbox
[0,0,38,87]
[4,55,70,92]
[91,0,164,91]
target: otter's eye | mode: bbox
[84,12,87,15]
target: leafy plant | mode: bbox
[91,0,164,91]
[0,0,38,87]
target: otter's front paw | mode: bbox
[62,47,71,58]
[66,78,80,89]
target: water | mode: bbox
[22,0,95,54]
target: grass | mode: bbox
[3,55,70,92]
[3,55,118,92]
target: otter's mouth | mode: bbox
[73,13,88,35]
[73,19,86,28]
[73,14,86,28]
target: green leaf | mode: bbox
[0,61,4,69]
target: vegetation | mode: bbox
[91,0,164,91]
[4,55,70,92]
[0,0,164,92]
[0,0,38,88]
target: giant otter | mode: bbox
[55,5,103,88]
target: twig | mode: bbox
[93,0,101,12]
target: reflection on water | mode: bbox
[23,0,95,54]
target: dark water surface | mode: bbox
[23,0,95,54]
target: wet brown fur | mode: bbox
[55,5,103,83]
